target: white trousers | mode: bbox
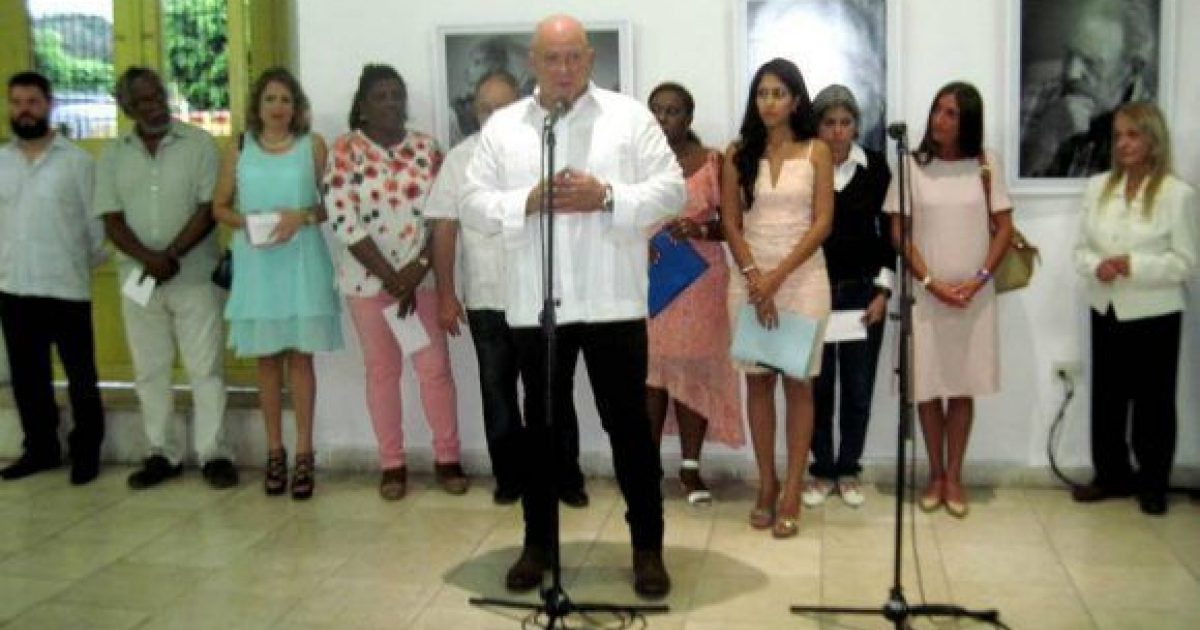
[120,280,229,464]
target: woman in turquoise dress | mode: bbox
[213,67,342,499]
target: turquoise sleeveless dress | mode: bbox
[225,134,343,356]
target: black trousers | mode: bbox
[1089,307,1180,495]
[467,308,582,493]
[512,320,664,551]
[0,292,105,462]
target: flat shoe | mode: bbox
[943,483,968,518]
[919,481,944,512]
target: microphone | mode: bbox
[543,99,570,130]
[886,122,907,140]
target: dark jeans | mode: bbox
[512,320,664,550]
[1089,307,1180,495]
[0,292,105,462]
[467,308,581,493]
[810,278,885,479]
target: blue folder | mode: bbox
[647,229,708,317]
[730,304,819,379]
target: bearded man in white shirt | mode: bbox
[462,14,684,599]
[0,72,106,485]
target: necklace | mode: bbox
[259,132,294,150]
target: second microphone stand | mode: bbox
[470,105,668,629]
[789,129,1006,630]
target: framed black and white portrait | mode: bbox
[433,22,632,148]
[1010,0,1177,192]
[733,0,900,153]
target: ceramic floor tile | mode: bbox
[1,602,149,630]
[0,470,1197,629]
[0,575,72,623]
[0,538,134,581]
[53,561,210,612]
[1066,563,1200,612]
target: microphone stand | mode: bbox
[789,130,1005,629]
[469,105,668,629]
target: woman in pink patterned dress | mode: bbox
[645,83,744,505]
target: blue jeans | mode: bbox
[810,278,885,479]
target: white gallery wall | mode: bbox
[287,0,1200,481]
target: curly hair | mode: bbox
[114,66,164,117]
[348,64,407,131]
[245,66,311,137]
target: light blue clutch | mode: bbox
[730,304,819,379]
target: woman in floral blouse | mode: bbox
[323,64,468,500]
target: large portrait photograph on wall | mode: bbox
[434,23,631,148]
[736,0,893,153]
[1013,0,1175,190]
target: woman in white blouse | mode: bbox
[1072,101,1197,516]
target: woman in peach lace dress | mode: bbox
[645,82,744,506]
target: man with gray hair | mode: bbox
[94,67,235,490]
[1019,0,1156,177]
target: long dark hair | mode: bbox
[733,58,814,208]
[916,81,983,164]
[647,81,701,145]
[348,64,407,131]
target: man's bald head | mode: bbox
[529,14,594,109]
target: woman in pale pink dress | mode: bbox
[884,82,1014,518]
[645,82,744,506]
[721,59,833,538]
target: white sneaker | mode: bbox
[802,478,834,507]
[838,476,865,507]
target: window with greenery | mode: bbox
[28,0,117,139]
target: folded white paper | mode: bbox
[122,269,156,307]
[246,212,281,246]
[382,305,430,355]
[824,310,869,343]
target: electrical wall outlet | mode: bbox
[1052,360,1083,380]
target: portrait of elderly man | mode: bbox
[1018,0,1160,178]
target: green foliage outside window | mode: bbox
[164,0,229,110]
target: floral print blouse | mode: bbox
[323,129,442,297]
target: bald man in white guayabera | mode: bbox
[462,14,684,599]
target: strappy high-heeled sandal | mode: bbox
[264,448,287,496]
[291,452,315,500]
[679,459,712,506]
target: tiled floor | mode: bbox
[0,467,1198,630]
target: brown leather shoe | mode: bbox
[632,549,671,598]
[434,462,469,495]
[505,545,550,591]
[379,466,407,501]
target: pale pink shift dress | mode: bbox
[728,144,831,378]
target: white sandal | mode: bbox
[680,459,712,505]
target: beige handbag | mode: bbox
[979,155,1038,293]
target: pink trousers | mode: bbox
[345,289,460,468]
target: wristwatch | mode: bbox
[602,184,614,212]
